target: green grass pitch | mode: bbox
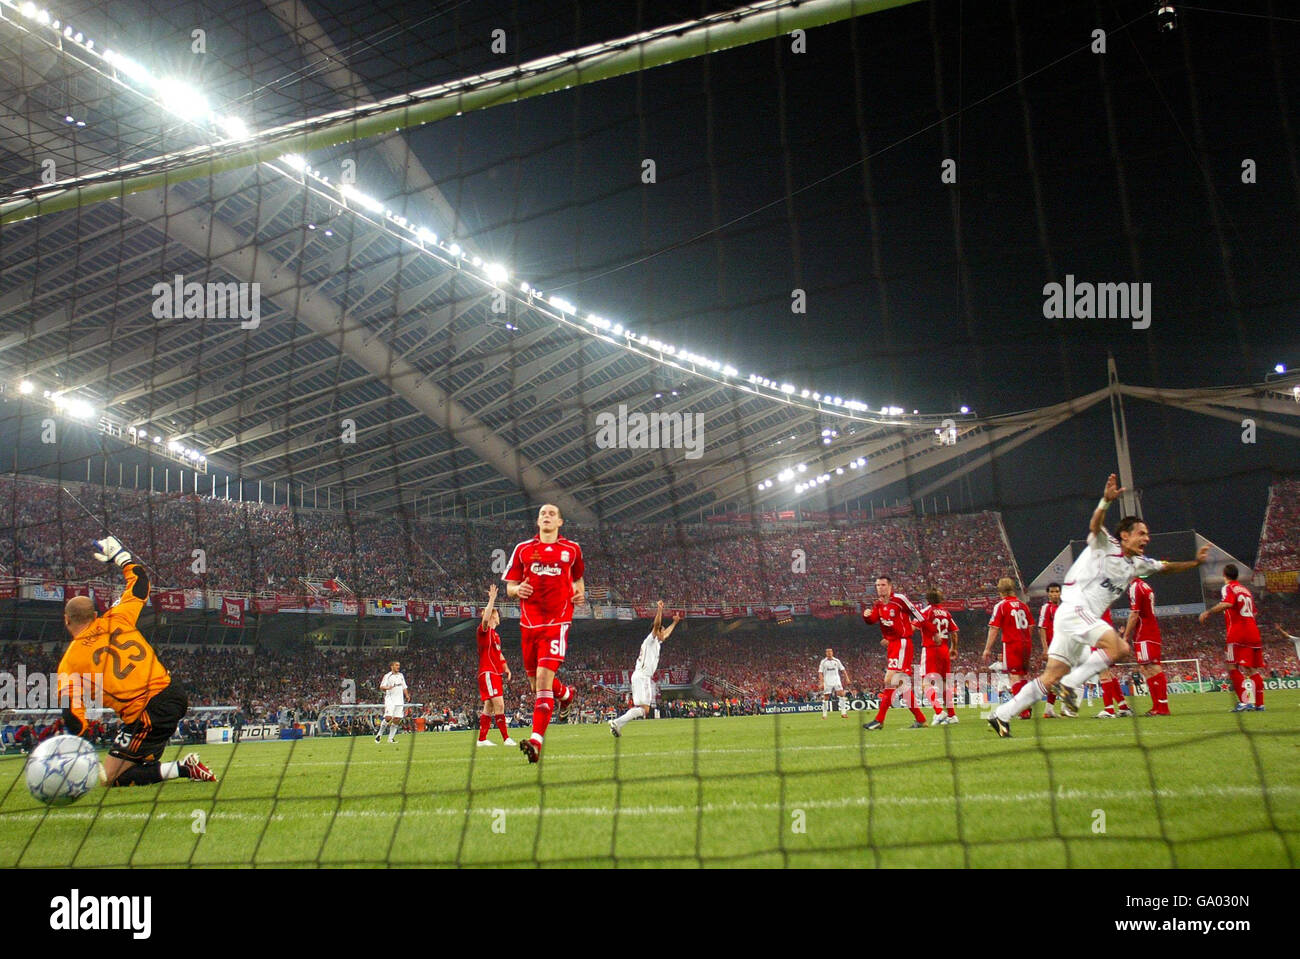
[3,693,1296,868]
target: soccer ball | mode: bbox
[25,735,101,806]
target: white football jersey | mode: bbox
[381,671,407,705]
[819,658,845,687]
[633,632,661,679]
[1060,531,1165,617]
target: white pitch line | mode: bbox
[212,727,1245,769]
[1,782,1294,825]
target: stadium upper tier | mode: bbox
[1257,479,1300,574]
[0,476,1016,605]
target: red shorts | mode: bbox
[921,645,950,677]
[1133,640,1161,665]
[885,636,913,673]
[521,623,570,675]
[1003,641,1031,674]
[478,671,504,701]
[1226,644,1263,670]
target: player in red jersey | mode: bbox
[1124,578,1168,715]
[475,584,515,747]
[982,578,1034,719]
[1092,608,1134,717]
[1199,564,1265,712]
[862,575,928,730]
[919,588,959,725]
[1037,583,1062,717]
[504,503,586,762]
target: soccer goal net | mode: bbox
[1,0,1297,870]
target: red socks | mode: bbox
[1149,672,1169,714]
[478,714,491,741]
[531,689,554,743]
[551,679,571,704]
[1229,669,1245,703]
[1251,674,1264,707]
[495,715,510,740]
[1011,680,1031,719]
[874,687,894,723]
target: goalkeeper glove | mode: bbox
[93,536,132,567]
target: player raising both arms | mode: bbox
[476,585,516,747]
[920,589,959,725]
[57,537,216,787]
[862,575,928,730]
[376,661,409,743]
[610,601,683,736]
[505,503,585,763]
[982,578,1034,719]
[988,475,1208,737]
[1124,577,1167,715]
[818,648,851,719]
[1200,564,1265,712]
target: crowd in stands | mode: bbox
[1257,478,1300,572]
[5,599,1296,745]
[0,475,1018,605]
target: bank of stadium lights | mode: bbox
[791,457,866,494]
[9,2,927,412]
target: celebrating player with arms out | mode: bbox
[476,585,515,747]
[982,578,1034,719]
[818,648,851,719]
[1200,564,1265,712]
[610,601,683,737]
[57,537,216,788]
[862,575,928,730]
[505,503,585,763]
[988,475,1208,736]
[920,589,959,725]
[376,661,409,743]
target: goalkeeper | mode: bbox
[56,536,217,788]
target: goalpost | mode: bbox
[1162,659,1209,695]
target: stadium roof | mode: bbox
[2,1,1298,528]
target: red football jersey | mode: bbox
[863,593,922,642]
[920,604,959,648]
[1219,581,1261,646]
[989,597,1033,645]
[504,535,584,628]
[1127,579,1162,643]
[477,624,506,674]
[1037,600,1058,642]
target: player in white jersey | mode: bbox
[988,474,1208,736]
[610,602,683,736]
[376,661,410,743]
[818,648,851,718]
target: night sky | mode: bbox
[37,0,1300,578]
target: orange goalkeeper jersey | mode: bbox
[57,562,170,732]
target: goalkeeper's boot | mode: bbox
[182,753,218,782]
[987,715,1011,738]
[608,720,620,738]
[519,738,541,763]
